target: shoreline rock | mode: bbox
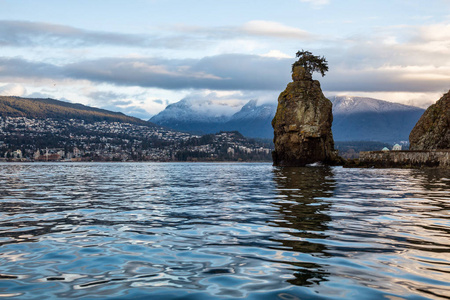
[410,90,450,150]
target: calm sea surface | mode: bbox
[0,162,449,299]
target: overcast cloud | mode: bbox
[1,52,449,95]
[1,1,449,117]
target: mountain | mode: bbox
[330,96,425,143]
[0,96,152,126]
[149,98,231,134]
[222,100,276,138]
[150,96,425,143]
[150,99,277,138]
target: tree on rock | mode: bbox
[292,50,328,80]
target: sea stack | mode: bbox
[409,90,450,150]
[272,64,336,166]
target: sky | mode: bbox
[0,0,450,119]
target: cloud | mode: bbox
[241,21,311,39]
[27,92,53,99]
[178,91,249,116]
[88,90,134,103]
[63,55,292,90]
[0,20,311,50]
[152,99,164,105]
[0,20,199,49]
[177,20,312,42]
[261,50,293,59]
[322,64,450,93]
[0,57,63,81]
[1,50,450,96]
[3,18,450,98]
[86,90,155,119]
[0,21,143,47]
[299,0,330,8]
[0,83,27,96]
[414,23,450,43]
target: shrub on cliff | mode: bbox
[292,50,328,79]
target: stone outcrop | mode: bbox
[272,66,337,166]
[410,90,450,150]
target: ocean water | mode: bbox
[0,162,449,300]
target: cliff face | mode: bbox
[410,91,450,150]
[272,66,336,166]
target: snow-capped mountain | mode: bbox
[331,96,425,142]
[150,99,277,138]
[223,100,276,138]
[331,96,423,114]
[230,99,274,120]
[150,96,425,142]
[149,98,233,124]
[149,98,238,134]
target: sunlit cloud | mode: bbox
[241,20,311,39]
[299,0,330,9]
[0,83,27,96]
[261,50,293,59]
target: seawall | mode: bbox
[357,150,450,168]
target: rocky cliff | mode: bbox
[272,66,337,166]
[410,91,450,150]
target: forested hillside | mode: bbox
[0,96,151,125]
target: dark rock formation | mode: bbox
[410,91,450,150]
[272,66,337,166]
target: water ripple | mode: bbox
[0,163,449,299]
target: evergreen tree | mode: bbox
[292,50,329,78]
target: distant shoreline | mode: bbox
[0,160,273,164]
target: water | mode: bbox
[0,163,449,299]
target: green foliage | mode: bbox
[292,50,328,77]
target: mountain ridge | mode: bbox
[151,96,425,143]
[330,96,425,143]
[0,96,153,126]
[150,99,276,138]
[331,96,423,114]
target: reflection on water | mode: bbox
[0,163,449,299]
[272,167,335,287]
